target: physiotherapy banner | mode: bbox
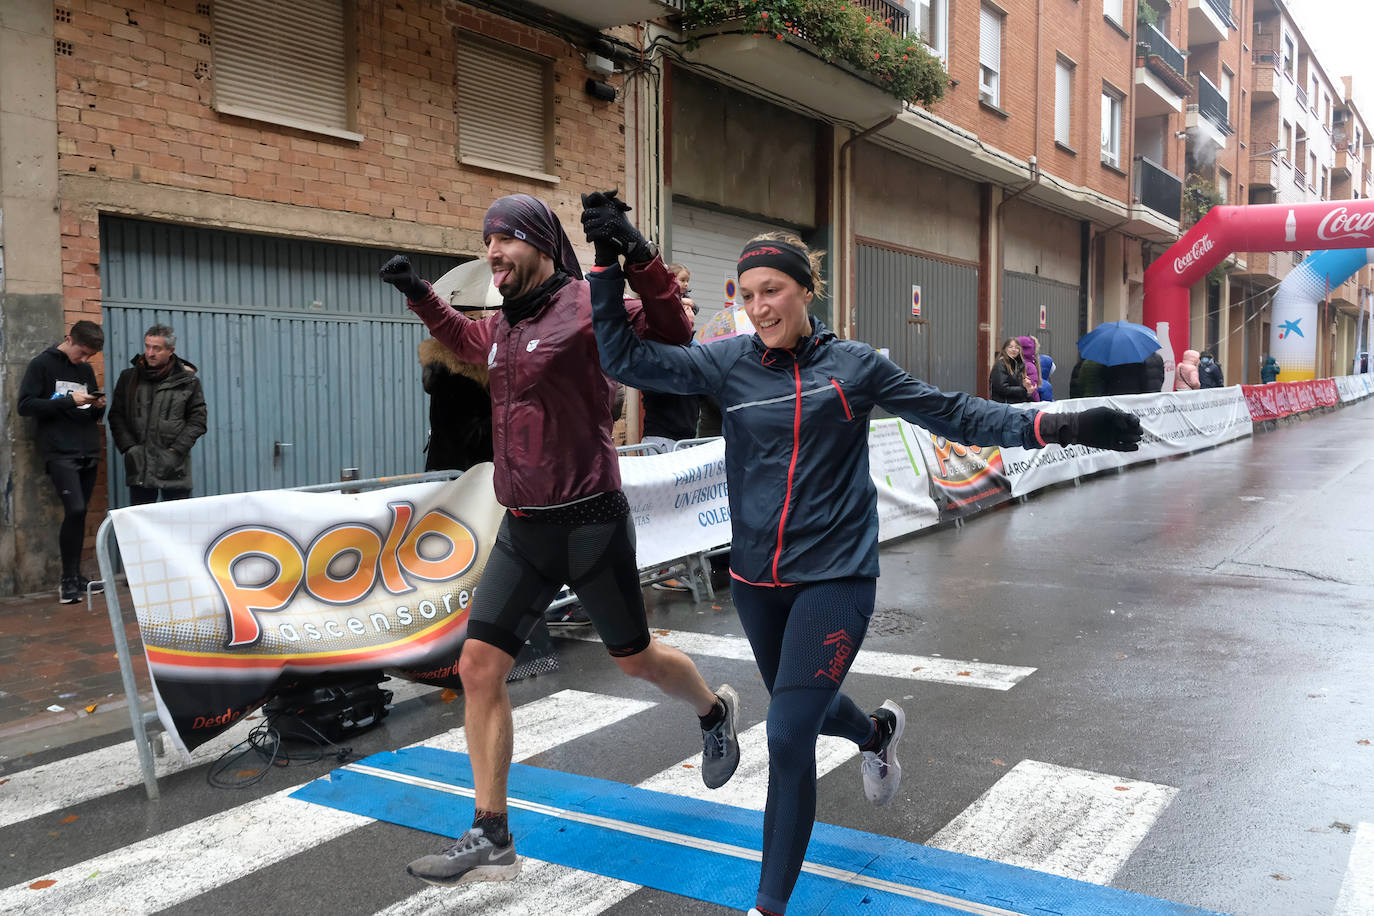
[110,467,506,754]
[619,440,733,567]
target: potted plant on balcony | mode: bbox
[682,0,948,105]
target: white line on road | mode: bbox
[925,759,1178,884]
[1333,822,1374,916]
[0,678,438,830]
[0,689,654,915]
[560,627,1037,690]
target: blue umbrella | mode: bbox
[1076,320,1161,366]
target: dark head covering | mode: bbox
[482,194,583,280]
[737,238,813,291]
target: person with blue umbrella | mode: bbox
[1077,321,1164,396]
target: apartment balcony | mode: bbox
[1135,26,1190,116]
[1250,148,1280,189]
[1251,51,1280,102]
[681,28,903,126]
[1186,72,1231,150]
[852,0,909,35]
[527,0,682,29]
[1188,0,1231,45]
[1334,144,1354,178]
[1296,83,1309,111]
[1133,156,1183,222]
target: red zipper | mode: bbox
[771,362,803,586]
[829,378,853,419]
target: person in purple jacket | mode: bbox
[582,192,1142,916]
[379,194,740,888]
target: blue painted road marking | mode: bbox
[292,746,1227,915]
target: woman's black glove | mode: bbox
[580,189,653,265]
[1038,406,1143,451]
[379,254,429,301]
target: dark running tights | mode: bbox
[731,577,878,915]
[47,457,98,577]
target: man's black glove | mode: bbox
[580,189,654,265]
[1038,406,1143,451]
[379,254,429,301]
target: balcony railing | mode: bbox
[1295,167,1306,188]
[1202,0,1235,28]
[1193,72,1229,131]
[851,0,908,35]
[1133,156,1182,222]
[1296,83,1308,109]
[1252,49,1278,67]
[1138,23,1186,79]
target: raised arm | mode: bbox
[868,351,1142,452]
[622,257,692,344]
[379,255,493,364]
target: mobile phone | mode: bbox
[87,389,104,398]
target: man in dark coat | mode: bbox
[108,324,208,504]
[419,336,493,471]
[1199,350,1225,388]
[1069,357,1106,398]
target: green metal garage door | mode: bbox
[99,217,462,506]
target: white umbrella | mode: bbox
[431,258,502,312]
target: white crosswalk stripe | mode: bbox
[1333,822,1374,916]
[559,628,1036,690]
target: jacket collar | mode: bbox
[754,316,834,369]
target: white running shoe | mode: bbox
[860,700,905,806]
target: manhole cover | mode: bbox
[868,607,923,637]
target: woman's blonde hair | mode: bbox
[744,231,827,299]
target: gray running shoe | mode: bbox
[701,684,741,789]
[405,827,521,886]
[861,700,905,806]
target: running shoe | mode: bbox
[405,827,520,886]
[651,576,691,592]
[701,684,740,788]
[861,700,905,806]
[543,603,591,628]
[76,575,104,595]
[58,576,80,605]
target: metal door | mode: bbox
[1000,271,1080,393]
[99,217,461,505]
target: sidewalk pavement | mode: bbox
[0,581,150,748]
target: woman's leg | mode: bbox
[752,577,877,914]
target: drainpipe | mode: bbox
[838,114,898,339]
[993,158,1042,341]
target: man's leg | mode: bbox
[46,459,89,601]
[457,638,517,814]
[128,486,158,505]
[162,487,192,500]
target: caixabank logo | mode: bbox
[203,501,479,652]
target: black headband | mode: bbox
[737,239,814,291]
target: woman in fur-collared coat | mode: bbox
[419,336,493,471]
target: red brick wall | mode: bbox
[52,0,624,556]
[927,0,1136,206]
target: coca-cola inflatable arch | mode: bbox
[1144,200,1374,377]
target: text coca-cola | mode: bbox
[1316,206,1374,241]
[1173,234,1215,275]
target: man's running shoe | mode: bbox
[701,684,740,788]
[405,827,520,886]
[651,577,691,592]
[77,575,104,595]
[861,700,905,806]
[543,603,591,628]
[58,577,80,605]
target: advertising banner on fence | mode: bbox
[619,440,732,567]
[867,418,940,541]
[1242,378,1340,421]
[997,388,1252,497]
[1333,373,1374,402]
[110,466,506,755]
[910,432,1012,520]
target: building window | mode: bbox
[1101,88,1122,168]
[1283,120,1293,160]
[915,0,947,60]
[1283,36,1295,77]
[979,5,1003,107]
[210,0,360,141]
[1104,0,1123,26]
[1220,68,1233,112]
[1321,166,1329,198]
[1055,57,1074,146]
[1217,168,1230,204]
[456,34,554,181]
[1310,151,1318,188]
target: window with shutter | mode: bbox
[1103,0,1123,25]
[917,0,948,60]
[1055,59,1073,146]
[1100,90,1121,167]
[211,0,361,142]
[979,5,1002,107]
[456,34,554,182]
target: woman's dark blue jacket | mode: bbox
[590,262,1047,586]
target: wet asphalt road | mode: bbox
[2,398,1371,916]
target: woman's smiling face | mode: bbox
[739,267,813,350]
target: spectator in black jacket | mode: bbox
[1069,357,1106,398]
[989,338,1034,402]
[641,263,701,453]
[419,336,493,472]
[17,320,107,604]
[1199,350,1225,388]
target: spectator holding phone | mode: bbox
[17,320,107,604]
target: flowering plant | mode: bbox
[682,0,948,105]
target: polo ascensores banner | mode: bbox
[110,465,505,756]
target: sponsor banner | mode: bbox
[619,440,732,567]
[910,430,1012,520]
[1333,374,1374,402]
[1242,378,1340,420]
[1000,388,1252,498]
[110,466,506,754]
[867,418,940,541]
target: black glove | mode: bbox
[580,189,653,265]
[1038,406,1143,451]
[379,254,429,301]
